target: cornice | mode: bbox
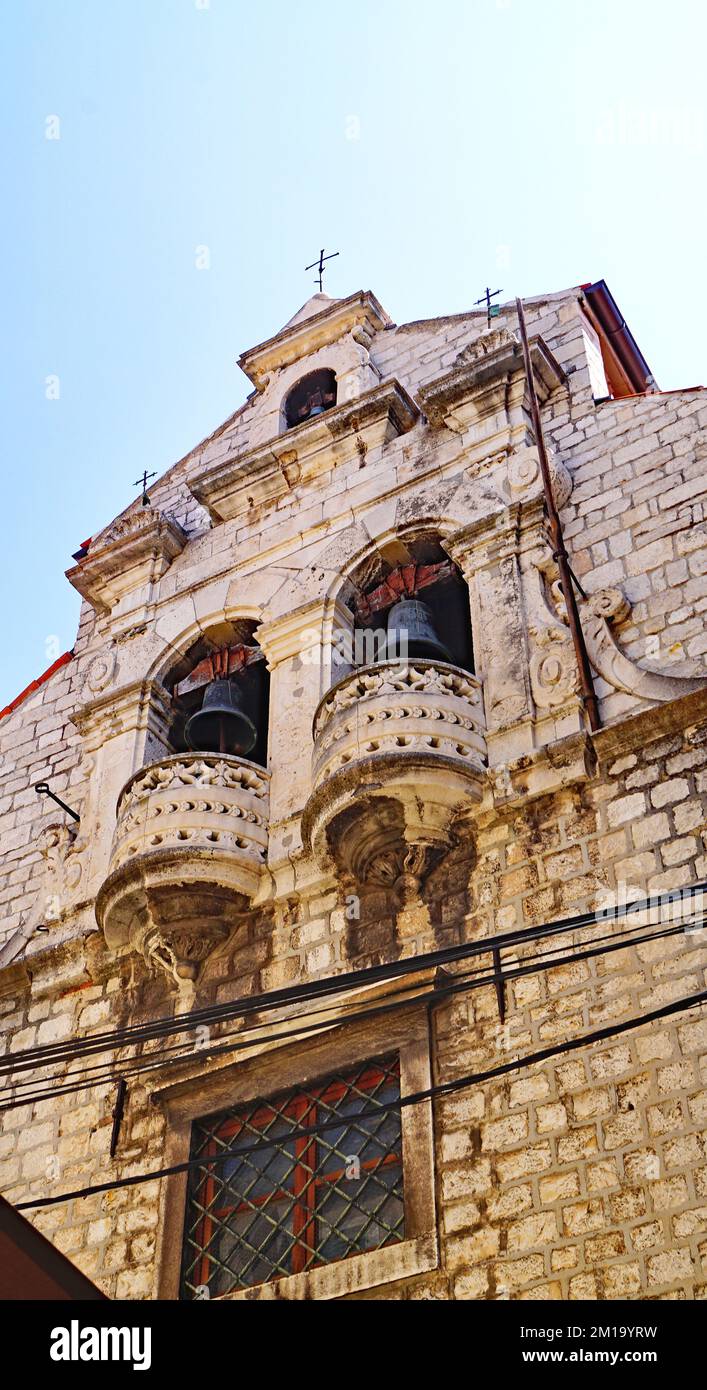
[238,290,392,388]
[256,598,352,668]
[70,677,173,747]
[190,378,419,524]
[418,331,566,428]
[150,967,436,1115]
[65,509,187,616]
[591,683,707,764]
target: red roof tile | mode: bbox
[0,651,74,722]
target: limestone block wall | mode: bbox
[555,392,707,670]
[1,285,707,1301]
[0,943,163,1298]
[0,599,97,950]
[434,714,707,1302]
[1,704,706,1300]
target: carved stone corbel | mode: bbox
[581,588,707,704]
[330,800,441,907]
[135,921,231,996]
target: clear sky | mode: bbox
[2,0,706,707]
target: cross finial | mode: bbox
[133,469,157,507]
[474,286,503,329]
[305,247,339,293]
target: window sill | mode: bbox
[218,1233,438,1302]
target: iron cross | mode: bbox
[133,469,157,506]
[474,286,503,329]
[305,248,339,292]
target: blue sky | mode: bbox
[2,0,706,706]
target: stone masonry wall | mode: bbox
[1,285,706,1300]
[1,710,705,1299]
[0,599,96,950]
[434,717,707,1302]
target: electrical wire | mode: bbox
[2,916,701,1111]
[3,879,703,1079]
[0,918,688,1107]
[2,911,702,1107]
[15,986,707,1212]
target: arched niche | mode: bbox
[282,368,338,431]
[161,618,270,770]
[340,531,475,677]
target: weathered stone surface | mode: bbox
[2,283,707,1302]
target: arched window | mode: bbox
[163,621,270,769]
[349,536,474,675]
[283,369,337,430]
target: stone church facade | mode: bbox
[1,282,707,1301]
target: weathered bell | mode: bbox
[184,679,257,756]
[300,388,331,419]
[381,599,452,663]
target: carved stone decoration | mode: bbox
[39,822,79,922]
[581,588,707,704]
[66,508,187,616]
[453,325,519,368]
[366,844,437,903]
[327,798,441,904]
[583,588,632,626]
[31,811,94,926]
[0,815,91,968]
[529,629,580,709]
[388,845,437,903]
[135,922,230,989]
[504,445,572,509]
[521,546,581,717]
[84,647,119,696]
[302,659,486,894]
[96,753,271,992]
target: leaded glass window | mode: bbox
[180,1055,404,1297]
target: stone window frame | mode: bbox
[154,990,438,1301]
[181,1055,405,1296]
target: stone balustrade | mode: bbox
[303,660,486,894]
[96,753,270,986]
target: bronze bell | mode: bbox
[304,389,325,418]
[381,599,452,663]
[184,678,257,756]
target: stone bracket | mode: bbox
[484,731,598,813]
[581,588,707,704]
